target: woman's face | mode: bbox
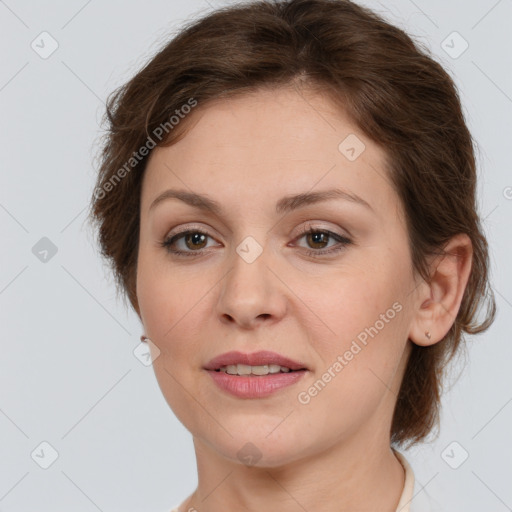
[137,86,421,467]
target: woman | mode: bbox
[88,0,495,510]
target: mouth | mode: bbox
[203,350,309,375]
[204,351,309,398]
[213,364,307,376]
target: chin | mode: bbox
[209,428,311,469]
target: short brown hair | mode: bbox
[87,0,496,448]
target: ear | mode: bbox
[409,234,473,347]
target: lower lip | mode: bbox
[206,370,307,398]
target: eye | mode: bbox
[293,225,352,257]
[160,228,218,257]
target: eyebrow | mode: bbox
[148,188,373,215]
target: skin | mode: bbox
[135,85,472,512]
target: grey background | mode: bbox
[0,0,511,510]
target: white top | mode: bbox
[169,450,440,512]
[393,450,441,511]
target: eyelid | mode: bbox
[165,222,221,240]
[292,220,352,239]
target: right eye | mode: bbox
[160,229,219,257]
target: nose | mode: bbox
[215,242,288,329]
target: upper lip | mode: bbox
[204,350,308,371]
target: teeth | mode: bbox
[220,364,293,376]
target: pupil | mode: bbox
[309,232,327,248]
[187,233,206,249]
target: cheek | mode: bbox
[137,258,210,425]
[306,262,400,339]
[301,295,407,436]
[136,266,169,331]
[136,254,212,368]
[304,257,409,391]
[136,249,193,330]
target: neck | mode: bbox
[182,426,405,512]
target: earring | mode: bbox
[140,335,148,343]
[425,331,431,340]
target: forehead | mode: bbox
[141,87,400,220]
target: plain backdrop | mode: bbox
[0,0,511,510]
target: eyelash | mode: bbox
[159,225,352,258]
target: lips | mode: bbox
[203,350,308,371]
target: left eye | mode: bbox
[293,228,352,256]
